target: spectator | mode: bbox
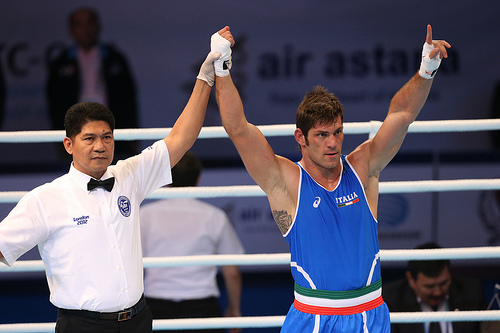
[47,7,138,159]
[141,151,244,333]
[383,242,488,333]
[0,62,5,129]
[491,80,500,149]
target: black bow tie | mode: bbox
[87,177,115,192]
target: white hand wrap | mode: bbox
[210,32,232,77]
[197,52,220,87]
[419,42,441,79]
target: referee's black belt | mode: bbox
[58,295,146,321]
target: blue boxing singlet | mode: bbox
[281,155,390,333]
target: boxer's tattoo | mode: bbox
[272,210,292,234]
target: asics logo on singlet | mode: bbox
[313,196,321,208]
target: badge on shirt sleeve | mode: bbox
[117,196,131,217]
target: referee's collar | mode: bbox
[69,163,113,192]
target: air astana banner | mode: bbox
[1,1,499,163]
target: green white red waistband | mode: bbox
[293,278,383,315]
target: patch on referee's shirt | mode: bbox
[336,192,359,208]
[117,196,131,217]
[72,215,89,225]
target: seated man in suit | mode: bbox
[383,242,487,333]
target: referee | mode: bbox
[0,29,230,333]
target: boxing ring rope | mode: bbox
[2,247,500,273]
[2,311,500,333]
[3,178,500,204]
[1,118,500,143]
[1,119,500,331]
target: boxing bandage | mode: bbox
[197,52,221,87]
[211,32,232,77]
[419,42,441,79]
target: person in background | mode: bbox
[46,7,138,159]
[213,25,450,332]
[141,151,244,333]
[383,242,487,333]
[491,80,500,149]
[0,27,227,333]
[0,62,5,129]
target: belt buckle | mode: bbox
[118,310,132,321]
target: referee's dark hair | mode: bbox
[64,101,115,139]
[171,151,202,187]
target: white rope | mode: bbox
[153,316,285,330]
[0,118,499,143]
[380,178,500,193]
[2,178,500,203]
[1,311,500,332]
[142,246,500,267]
[0,323,55,333]
[380,246,500,261]
[2,247,500,273]
[391,310,500,323]
[148,178,500,197]
[150,311,500,326]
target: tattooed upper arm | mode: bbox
[272,209,293,234]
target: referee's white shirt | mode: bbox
[0,140,171,312]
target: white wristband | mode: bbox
[210,32,232,77]
[196,52,218,87]
[419,42,441,79]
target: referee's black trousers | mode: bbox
[55,304,153,333]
